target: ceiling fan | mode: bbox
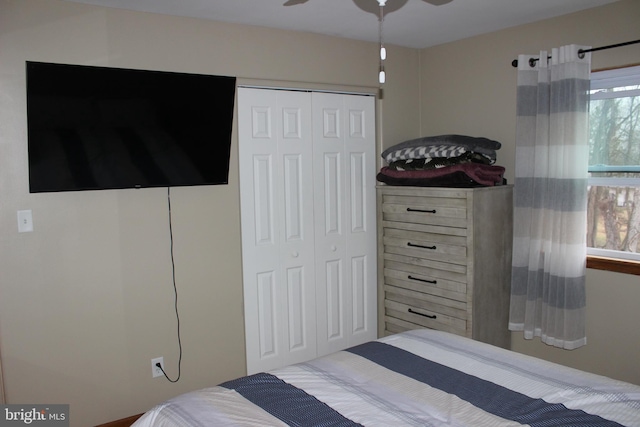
[284,0,453,14]
[283,0,454,84]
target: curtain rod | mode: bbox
[510,39,640,68]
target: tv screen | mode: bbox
[26,61,236,193]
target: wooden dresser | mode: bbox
[377,185,513,349]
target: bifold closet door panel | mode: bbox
[312,92,377,357]
[239,88,317,374]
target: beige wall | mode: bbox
[0,0,419,425]
[418,0,640,385]
[2,0,639,425]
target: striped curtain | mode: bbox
[509,45,591,350]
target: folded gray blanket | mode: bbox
[381,134,502,162]
[384,144,496,164]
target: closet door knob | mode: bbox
[331,245,337,252]
[292,251,299,258]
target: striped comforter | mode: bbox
[133,329,640,426]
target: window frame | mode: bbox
[586,64,640,274]
[587,256,640,275]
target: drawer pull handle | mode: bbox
[408,308,437,319]
[407,242,436,250]
[408,275,437,284]
[407,208,436,214]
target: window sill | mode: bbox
[587,256,640,276]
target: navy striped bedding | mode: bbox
[133,329,640,426]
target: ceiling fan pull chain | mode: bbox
[378,0,386,84]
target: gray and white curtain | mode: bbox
[510,45,591,350]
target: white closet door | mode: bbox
[239,88,317,374]
[312,92,377,357]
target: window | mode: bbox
[587,65,640,266]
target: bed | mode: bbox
[133,329,640,426]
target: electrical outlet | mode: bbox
[151,357,164,378]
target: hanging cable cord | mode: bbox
[511,39,640,67]
[157,186,183,383]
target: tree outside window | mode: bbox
[587,65,640,262]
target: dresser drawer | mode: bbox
[384,299,467,336]
[383,267,467,301]
[384,254,467,283]
[381,194,467,228]
[383,226,467,265]
[384,284,467,318]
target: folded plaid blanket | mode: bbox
[388,152,493,170]
[382,134,501,164]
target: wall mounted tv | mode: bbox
[26,61,236,193]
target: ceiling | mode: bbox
[62,0,619,49]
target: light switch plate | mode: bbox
[17,210,33,233]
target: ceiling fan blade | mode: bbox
[422,0,453,5]
[283,0,309,5]
[352,0,408,16]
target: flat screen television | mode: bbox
[26,61,236,193]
